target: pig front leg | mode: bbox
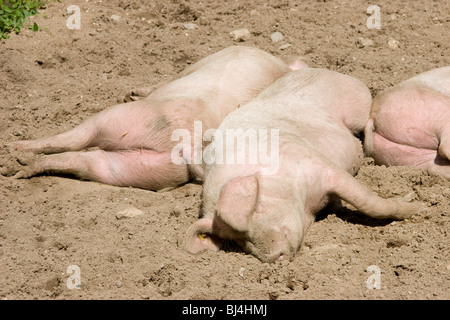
[325,165,425,220]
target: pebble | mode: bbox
[278,43,292,50]
[238,267,245,278]
[270,31,283,43]
[230,28,251,42]
[356,37,374,48]
[109,14,121,23]
[184,23,198,30]
[387,38,400,50]
[116,207,144,219]
[115,280,122,288]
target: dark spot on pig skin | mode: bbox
[148,115,172,131]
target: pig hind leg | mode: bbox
[12,119,97,154]
[438,129,450,161]
[14,149,189,191]
[428,130,450,179]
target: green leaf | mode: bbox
[0,0,46,39]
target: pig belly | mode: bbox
[372,132,438,169]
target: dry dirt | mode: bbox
[0,0,449,300]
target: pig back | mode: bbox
[405,66,450,97]
[150,46,291,129]
[217,68,366,174]
[256,68,371,135]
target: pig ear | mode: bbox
[184,218,223,254]
[218,175,258,232]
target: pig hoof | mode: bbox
[0,145,41,178]
[8,140,31,152]
[0,163,18,177]
[13,169,31,179]
[394,200,426,220]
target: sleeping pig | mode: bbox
[1,46,298,190]
[184,68,423,262]
[364,66,450,179]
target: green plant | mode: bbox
[0,0,46,39]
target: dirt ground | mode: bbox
[0,0,449,300]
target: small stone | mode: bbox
[278,43,292,50]
[110,14,121,23]
[184,23,197,30]
[230,28,251,42]
[116,207,144,219]
[238,267,245,278]
[356,37,374,48]
[115,280,122,288]
[270,31,284,43]
[387,38,400,50]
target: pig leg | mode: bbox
[13,149,189,190]
[326,165,424,219]
[12,101,168,155]
[429,130,450,179]
[438,129,450,160]
[12,119,96,154]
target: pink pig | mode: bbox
[185,68,423,262]
[364,66,450,179]
[1,46,295,190]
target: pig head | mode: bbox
[185,68,423,262]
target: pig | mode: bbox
[364,66,450,179]
[0,46,296,191]
[184,68,423,263]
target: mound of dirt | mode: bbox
[0,0,449,300]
